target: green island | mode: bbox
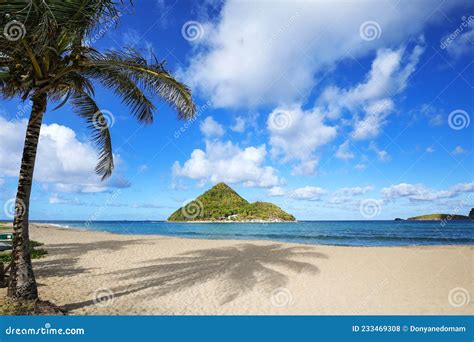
[406,209,474,221]
[167,182,295,222]
[407,214,472,221]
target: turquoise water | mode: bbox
[34,220,474,247]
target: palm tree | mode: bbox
[0,0,196,300]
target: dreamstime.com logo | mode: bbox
[181,20,204,41]
[3,198,26,219]
[448,109,470,130]
[92,287,115,307]
[271,287,293,307]
[440,15,474,50]
[359,20,382,41]
[181,199,205,219]
[174,100,211,139]
[448,287,470,308]
[268,110,292,130]
[359,199,382,219]
[3,19,26,41]
[5,323,85,336]
[92,109,115,131]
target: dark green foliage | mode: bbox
[168,183,296,222]
[0,240,47,263]
[407,214,472,221]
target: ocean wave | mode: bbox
[174,231,474,244]
[47,223,70,228]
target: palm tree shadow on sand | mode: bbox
[65,243,327,311]
[34,240,151,280]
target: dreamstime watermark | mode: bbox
[350,101,391,139]
[360,278,389,308]
[92,109,115,131]
[440,193,473,227]
[0,100,32,136]
[359,21,382,41]
[3,198,26,219]
[85,189,122,226]
[359,199,382,219]
[181,21,204,42]
[263,11,300,49]
[181,199,204,219]
[448,287,470,308]
[268,110,292,130]
[3,20,26,41]
[270,287,293,307]
[92,287,115,307]
[440,15,474,50]
[173,100,211,139]
[448,109,470,130]
[84,12,123,46]
[5,322,85,336]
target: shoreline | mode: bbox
[20,222,474,249]
[166,220,298,223]
[0,223,470,315]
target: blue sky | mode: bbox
[0,0,473,220]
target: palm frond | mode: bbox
[82,50,196,120]
[70,89,114,180]
[83,63,156,123]
[0,0,126,44]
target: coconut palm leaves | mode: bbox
[0,0,196,179]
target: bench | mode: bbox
[0,233,13,251]
[0,233,12,287]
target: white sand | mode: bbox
[8,224,473,315]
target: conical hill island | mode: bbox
[167,182,296,222]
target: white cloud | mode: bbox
[172,140,280,188]
[49,194,83,205]
[452,145,466,154]
[267,104,336,175]
[230,116,246,132]
[429,114,444,126]
[350,99,394,140]
[451,182,474,193]
[268,186,286,197]
[415,104,445,126]
[317,45,423,140]
[180,0,453,108]
[442,19,474,59]
[355,163,367,170]
[290,186,327,201]
[335,140,355,160]
[334,186,374,196]
[381,181,474,202]
[328,186,374,205]
[369,142,390,162]
[426,146,435,153]
[268,185,327,201]
[137,164,149,173]
[200,116,225,138]
[0,117,128,193]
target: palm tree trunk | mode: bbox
[7,93,47,300]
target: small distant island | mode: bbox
[398,208,474,221]
[168,182,296,222]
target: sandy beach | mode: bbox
[2,223,472,315]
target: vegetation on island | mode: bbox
[168,183,296,222]
[407,213,472,221]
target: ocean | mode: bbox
[34,220,474,247]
